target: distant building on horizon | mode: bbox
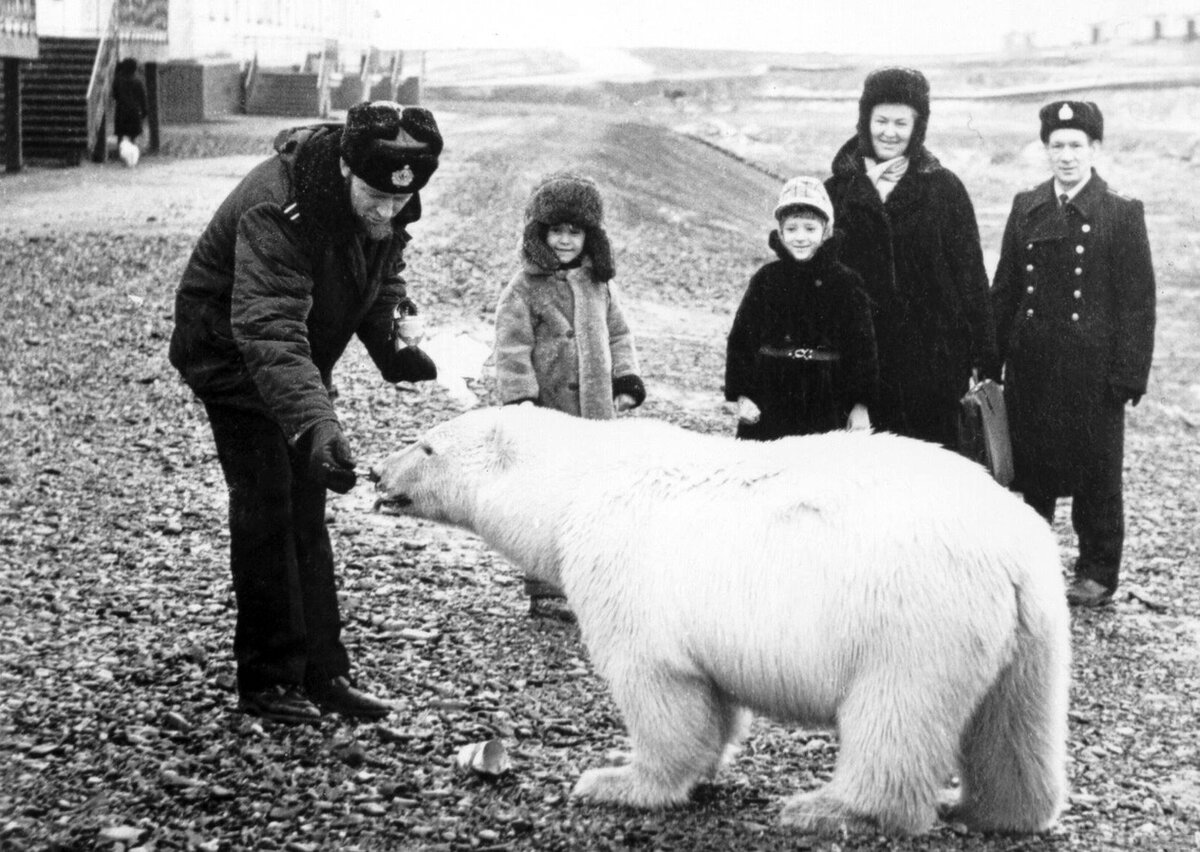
[1002,0,1198,49]
[1089,9,1200,44]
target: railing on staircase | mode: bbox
[243,52,258,112]
[85,0,120,162]
[316,40,334,118]
[388,53,403,100]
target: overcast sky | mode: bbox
[371,0,1187,54]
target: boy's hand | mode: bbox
[614,393,637,412]
[737,396,761,425]
[846,403,871,432]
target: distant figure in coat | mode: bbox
[825,67,998,449]
[493,171,646,618]
[169,101,442,723]
[725,176,878,440]
[991,101,1156,608]
[112,58,148,164]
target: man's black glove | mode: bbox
[1107,382,1143,407]
[303,421,357,493]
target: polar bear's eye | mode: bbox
[420,443,434,456]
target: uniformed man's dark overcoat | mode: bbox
[991,172,1155,496]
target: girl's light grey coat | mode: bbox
[493,257,642,419]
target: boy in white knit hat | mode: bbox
[725,176,879,439]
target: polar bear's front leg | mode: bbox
[571,671,739,808]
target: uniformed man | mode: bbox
[169,102,441,722]
[991,101,1156,607]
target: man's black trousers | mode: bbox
[204,403,350,694]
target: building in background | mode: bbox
[0,0,411,172]
[1003,0,1199,47]
[1089,8,1199,44]
[1,0,39,171]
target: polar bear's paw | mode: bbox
[571,765,691,808]
[779,790,877,836]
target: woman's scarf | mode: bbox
[864,155,910,202]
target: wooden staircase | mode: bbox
[21,37,99,165]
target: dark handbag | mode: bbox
[958,379,1014,487]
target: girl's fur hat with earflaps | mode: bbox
[522,172,615,281]
[856,66,931,157]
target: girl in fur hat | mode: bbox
[493,172,646,616]
[725,176,879,440]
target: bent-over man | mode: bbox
[169,101,442,721]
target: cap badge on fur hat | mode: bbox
[1058,103,1073,121]
[341,100,442,194]
[391,165,414,190]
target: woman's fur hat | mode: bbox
[856,67,931,157]
[341,100,442,194]
[522,172,614,281]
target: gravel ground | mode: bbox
[1,94,1198,852]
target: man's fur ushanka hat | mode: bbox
[341,101,442,194]
[522,172,615,281]
[856,66,931,157]
[1039,100,1104,143]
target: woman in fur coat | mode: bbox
[825,67,998,449]
[493,172,646,616]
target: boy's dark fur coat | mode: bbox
[725,232,879,440]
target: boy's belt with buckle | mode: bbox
[759,345,840,362]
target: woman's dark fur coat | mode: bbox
[725,231,879,440]
[825,137,998,448]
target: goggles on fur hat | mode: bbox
[1039,100,1104,143]
[341,101,442,194]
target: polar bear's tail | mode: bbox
[952,556,1070,833]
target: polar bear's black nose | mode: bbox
[366,466,382,484]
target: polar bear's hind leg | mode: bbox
[782,667,979,835]
[943,592,1069,832]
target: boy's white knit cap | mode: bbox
[774,176,835,234]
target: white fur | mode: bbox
[374,406,1070,836]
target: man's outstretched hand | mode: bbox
[304,421,357,493]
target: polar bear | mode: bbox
[371,406,1069,836]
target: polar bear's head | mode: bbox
[371,407,505,527]
[371,405,577,528]
[373,405,580,583]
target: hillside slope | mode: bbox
[416,109,783,315]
